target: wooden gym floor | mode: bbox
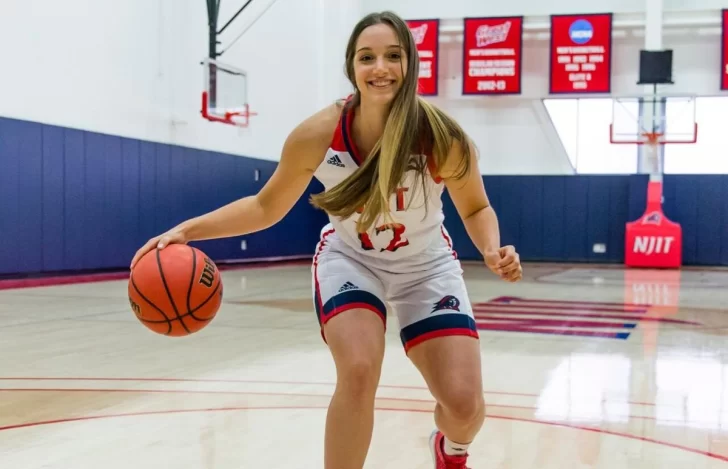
[1,260,728,468]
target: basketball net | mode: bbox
[642,132,663,182]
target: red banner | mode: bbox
[462,17,523,94]
[406,19,439,96]
[722,9,728,90]
[549,13,612,93]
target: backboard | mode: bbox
[609,93,697,145]
[201,58,256,128]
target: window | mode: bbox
[544,98,639,174]
[544,95,728,175]
[663,97,728,174]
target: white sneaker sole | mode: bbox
[429,429,439,468]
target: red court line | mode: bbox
[0,405,725,462]
[0,272,130,290]
[473,310,699,325]
[1,388,702,422]
[0,259,309,290]
[0,387,433,405]
[474,316,636,329]
[0,387,535,413]
[474,323,630,339]
[0,377,657,407]
[488,296,648,308]
[476,302,648,314]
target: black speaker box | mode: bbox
[637,49,674,85]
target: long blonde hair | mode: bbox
[310,11,472,233]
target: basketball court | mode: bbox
[1,0,728,468]
[1,261,728,468]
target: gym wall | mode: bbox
[1,0,727,275]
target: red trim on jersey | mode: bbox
[426,153,442,183]
[340,101,363,166]
[312,229,335,315]
[330,95,355,154]
[330,94,445,183]
[330,117,347,153]
[440,225,457,259]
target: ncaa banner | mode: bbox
[406,19,439,96]
[722,9,728,90]
[549,13,613,93]
[462,16,523,94]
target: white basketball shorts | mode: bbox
[311,224,479,353]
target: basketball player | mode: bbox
[131,10,522,469]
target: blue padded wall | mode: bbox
[442,175,634,264]
[442,174,728,267]
[0,117,329,276]
[2,115,727,275]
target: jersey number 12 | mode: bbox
[359,223,409,252]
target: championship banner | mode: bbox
[462,16,523,94]
[722,9,728,90]
[549,13,612,93]
[406,19,439,96]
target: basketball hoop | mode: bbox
[609,123,697,145]
[201,58,257,128]
[641,131,662,146]
[200,92,257,128]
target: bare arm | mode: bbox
[180,117,328,241]
[440,138,522,282]
[130,106,336,268]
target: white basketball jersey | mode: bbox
[313,102,455,260]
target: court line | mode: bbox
[0,259,310,291]
[3,387,715,423]
[0,405,725,462]
[0,376,657,406]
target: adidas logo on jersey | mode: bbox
[327,154,345,167]
[338,281,358,293]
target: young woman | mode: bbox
[131,10,522,469]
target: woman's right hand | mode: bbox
[130,226,189,270]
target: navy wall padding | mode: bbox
[442,174,728,267]
[2,115,728,275]
[0,117,329,276]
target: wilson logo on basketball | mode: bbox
[198,257,217,287]
[129,298,141,318]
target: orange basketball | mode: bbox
[128,244,223,336]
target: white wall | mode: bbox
[364,1,727,174]
[363,0,728,20]
[0,0,361,161]
[1,0,724,173]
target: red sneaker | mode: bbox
[429,430,471,469]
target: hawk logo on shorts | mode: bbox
[431,295,460,313]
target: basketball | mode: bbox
[128,244,223,336]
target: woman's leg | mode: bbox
[392,265,483,465]
[312,232,388,469]
[408,335,485,455]
[322,309,386,469]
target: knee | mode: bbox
[336,356,382,399]
[439,384,485,423]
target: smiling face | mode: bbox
[350,23,408,105]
